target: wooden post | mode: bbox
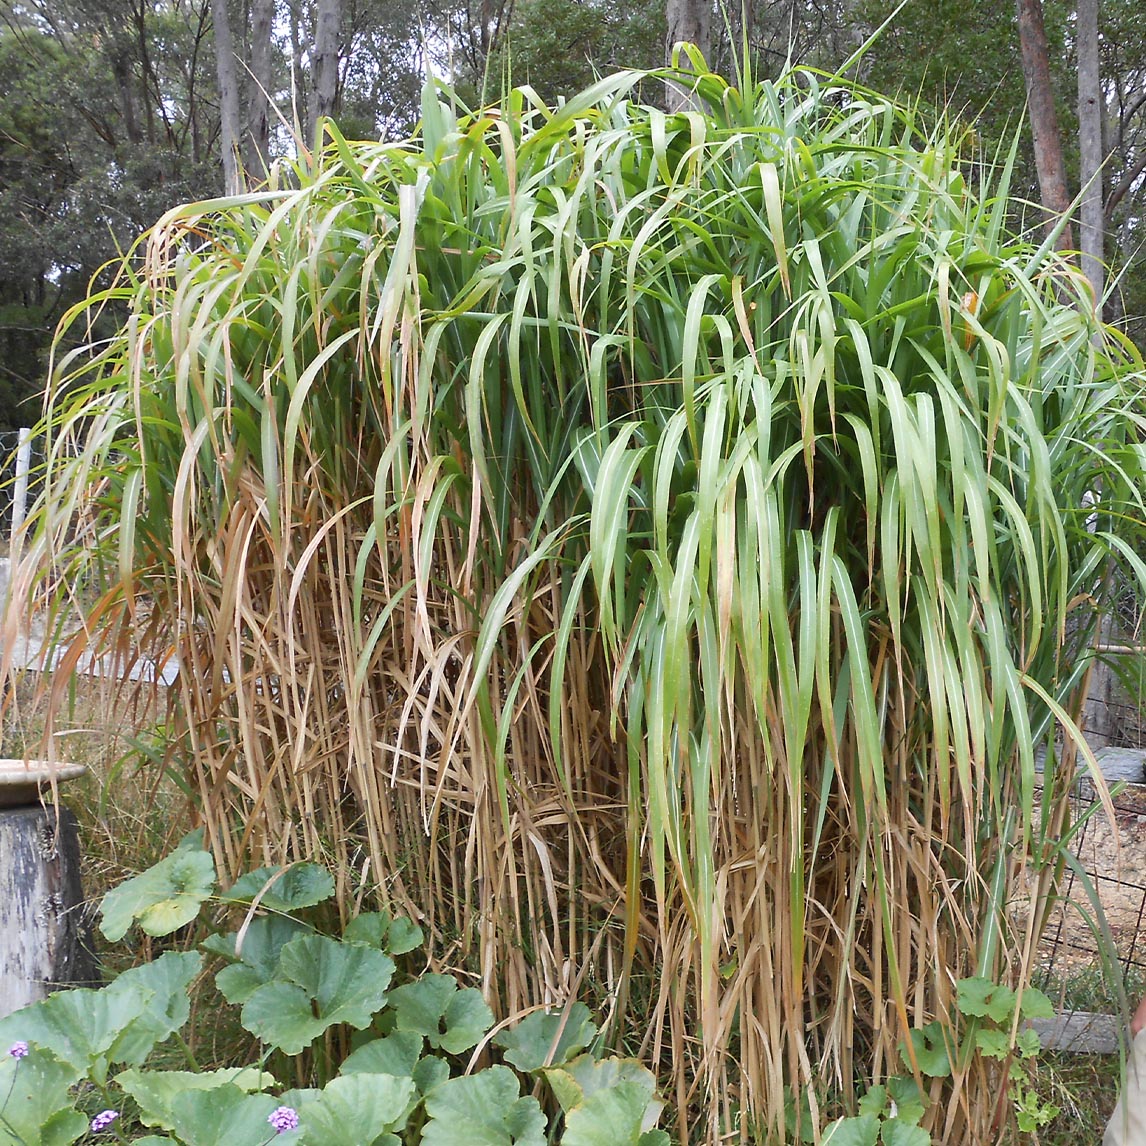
[10,427,31,548]
[0,805,97,1018]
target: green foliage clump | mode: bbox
[19,53,1146,1141]
[0,835,667,1145]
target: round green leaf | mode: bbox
[340,1031,423,1079]
[494,1003,597,1072]
[880,1120,931,1146]
[0,1050,87,1146]
[100,849,216,941]
[956,977,1016,1024]
[117,1067,275,1130]
[562,1080,666,1145]
[169,1085,302,1146]
[422,1067,546,1146]
[342,912,424,956]
[822,1115,880,1146]
[298,1073,415,1145]
[899,1024,951,1079]
[388,973,493,1054]
[239,935,394,1054]
[226,864,335,912]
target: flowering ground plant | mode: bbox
[0,834,667,1145]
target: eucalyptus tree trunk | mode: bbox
[311,0,342,142]
[1077,0,1104,318]
[664,0,712,111]
[245,0,275,180]
[1016,0,1074,249]
[211,0,243,194]
[1075,0,1116,749]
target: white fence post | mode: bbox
[10,427,31,548]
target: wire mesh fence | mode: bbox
[1038,780,1146,985]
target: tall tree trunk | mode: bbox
[111,51,140,148]
[245,0,274,179]
[1077,0,1104,318]
[1016,0,1074,249]
[1076,0,1116,749]
[311,0,342,142]
[211,0,244,194]
[665,0,712,111]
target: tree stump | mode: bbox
[0,805,97,1018]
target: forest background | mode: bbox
[0,0,1144,436]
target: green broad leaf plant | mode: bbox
[0,839,666,1144]
[823,979,1059,1144]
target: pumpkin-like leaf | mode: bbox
[413,1056,450,1097]
[543,1054,659,1115]
[226,864,335,912]
[209,916,310,1004]
[117,1067,275,1130]
[880,1121,930,1146]
[822,1115,880,1146]
[297,1073,414,1145]
[100,848,216,941]
[494,1003,597,1072]
[388,973,493,1054]
[240,935,393,1054]
[168,1085,302,1146]
[561,1080,666,1145]
[1017,987,1055,1022]
[421,1067,546,1146]
[0,953,199,1085]
[343,912,424,956]
[107,952,201,1064]
[899,1023,951,1079]
[956,977,1016,1024]
[339,1031,423,1079]
[0,1049,87,1146]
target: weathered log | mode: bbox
[0,805,97,1018]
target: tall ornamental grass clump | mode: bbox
[10,55,1146,1142]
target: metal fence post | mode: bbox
[10,427,31,548]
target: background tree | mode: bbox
[1016,0,1075,247]
[1077,0,1103,314]
[0,0,219,429]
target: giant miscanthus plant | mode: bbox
[10,56,1146,1141]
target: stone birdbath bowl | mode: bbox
[0,759,87,808]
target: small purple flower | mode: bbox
[267,1105,299,1133]
[90,1110,119,1133]
[7,1041,28,1060]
